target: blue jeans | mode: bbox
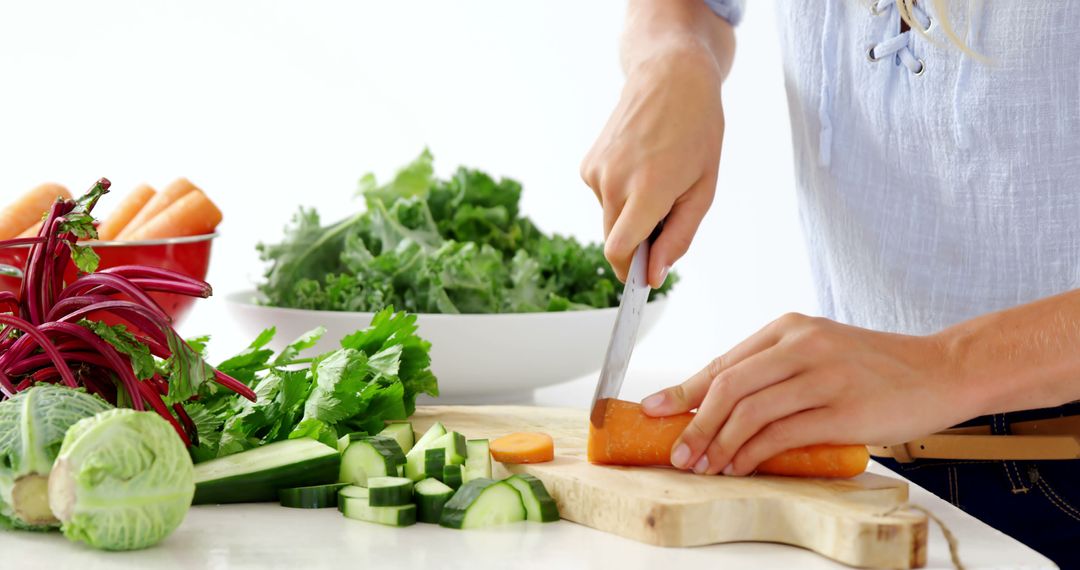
[877,405,1080,569]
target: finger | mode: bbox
[579,150,602,204]
[727,407,838,476]
[647,174,716,288]
[641,316,791,417]
[605,188,674,282]
[673,346,802,471]
[700,373,827,474]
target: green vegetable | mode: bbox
[256,150,676,314]
[505,474,560,522]
[0,386,111,529]
[188,307,437,462]
[438,478,526,529]
[48,409,194,550]
[193,438,340,504]
[277,483,349,509]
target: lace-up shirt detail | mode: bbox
[704,1,1080,336]
[867,0,930,75]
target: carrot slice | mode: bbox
[587,399,869,478]
[116,177,197,239]
[0,183,71,240]
[97,184,157,240]
[490,432,555,464]
[125,189,222,241]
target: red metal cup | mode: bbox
[0,233,216,324]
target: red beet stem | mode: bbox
[0,314,79,388]
[38,322,144,410]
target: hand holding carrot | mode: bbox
[640,313,972,477]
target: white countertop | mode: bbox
[3,301,1055,570]
[3,460,1055,570]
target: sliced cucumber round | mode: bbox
[340,497,417,527]
[340,435,406,486]
[415,478,454,524]
[506,474,560,522]
[439,479,526,529]
[278,483,349,509]
[367,476,414,507]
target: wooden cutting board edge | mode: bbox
[415,405,929,569]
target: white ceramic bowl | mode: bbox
[224,290,668,403]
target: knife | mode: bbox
[590,225,661,428]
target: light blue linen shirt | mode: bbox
[706,0,1080,335]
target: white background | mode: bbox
[0,0,814,403]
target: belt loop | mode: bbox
[994,413,1031,494]
[990,413,1011,436]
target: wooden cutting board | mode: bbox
[413,406,928,569]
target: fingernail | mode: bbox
[722,463,734,476]
[658,265,671,287]
[642,392,665,412]
[693,455,710,474]
[672,444,691,468]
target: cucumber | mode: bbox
[337,432,365,453]
[278,483,348,509]
[367,476,414,507]
[404,422,448,481]
[339,497,417,527]
[439,478,526,529]
[379,422,415,454]
[442,464,463,489]
[424,448,446,479]
[194,438,340,504]
[415,478,454,523]
[339,485,369,501]
[506,474,560,522]
[430,431,467,465]
[340,435,406,486]
[464,439,491,482]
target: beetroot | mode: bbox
[0,179,254,445]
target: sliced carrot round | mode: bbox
[490,432,555,464]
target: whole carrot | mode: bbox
[116,177,196,239]
[98,183,156,240]
[125,189,222,240]
[587,399,869,478]
[0,183,71,240]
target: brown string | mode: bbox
[881,503,964,570]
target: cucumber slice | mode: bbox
[194,438,340,504]
[367,476,414,507]
[464,439,492,482]
[379,423,415,454]
[336,432,365,453]
[442,464,463,489]
[431,431,467,465]
[339,497,417,527]
[415,478,454,524]
[278,483,349,509]
[506,474,560,522]
[404,422,448,481]
[424,448,446,479]
[439,479,526,529]
[339,485,369,501]
[340,435,406,486]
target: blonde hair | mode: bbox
[893,0,988,61]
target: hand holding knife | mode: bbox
[590,224,662,428]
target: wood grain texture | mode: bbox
[414,406,928,569]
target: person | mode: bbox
[580,0,1080,564]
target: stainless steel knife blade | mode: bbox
[589,238,653,428]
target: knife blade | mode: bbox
[589,229,658,428]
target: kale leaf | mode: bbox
[256,150,676,314]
